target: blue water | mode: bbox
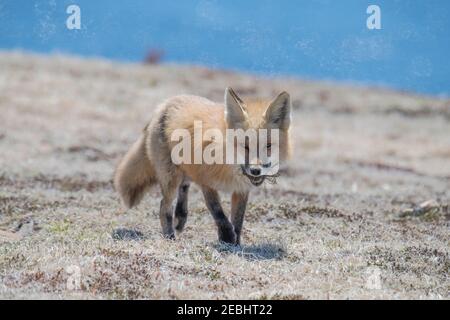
[1,0,449,96]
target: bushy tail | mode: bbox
[114,133,157,208]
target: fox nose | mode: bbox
[250,167,261,176]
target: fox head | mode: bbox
[224,87,291,186]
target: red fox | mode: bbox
[114,88,291,244]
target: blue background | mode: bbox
[1,0,449,96]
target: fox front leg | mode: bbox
[202,186,236,244]
[231,192,249,245]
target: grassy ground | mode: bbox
[0,52,449,299]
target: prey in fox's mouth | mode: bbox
[241,165,267,186]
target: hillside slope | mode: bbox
[0,52,449,299]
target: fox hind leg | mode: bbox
[174,178,190,233]
[159,174,182,239]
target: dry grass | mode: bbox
[0,51,449,299]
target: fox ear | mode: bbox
[264,91,291,129]
[224,87,247,128]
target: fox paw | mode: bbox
[174,217,187,233]
[218,226,237,244]
[162,232,175,240]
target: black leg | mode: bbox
[158,175,182,240]
[202,187,236,244]
[231,192,249,245]
[174,180,190,232]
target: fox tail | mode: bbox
[114,132,157,208]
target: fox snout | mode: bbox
[243,160,273,176]
[241,162,272,186]
[249,166,261,176]
[247,163,271,176]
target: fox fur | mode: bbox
[114,88,291,244]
